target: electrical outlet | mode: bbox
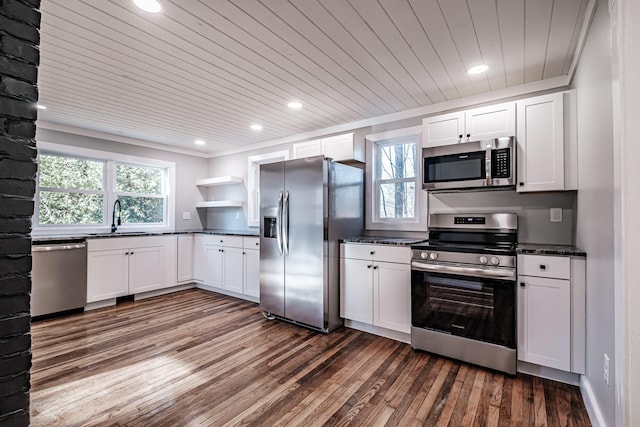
[235,211,241,220]
[550,208,563,223]
[604,353,610,386]
[182,211,191,220]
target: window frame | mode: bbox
[365,126,427,231]
[246,150,289,227]
[34,142,176,235]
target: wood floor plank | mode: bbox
[29,289,592,426]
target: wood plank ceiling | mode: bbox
[36,0,590,155]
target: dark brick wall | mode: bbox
[0,0,40,426]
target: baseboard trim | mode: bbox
[580,375,606,427]
[134,283,196,300]
[196,283,259,304]
[517,361,581,386]
[344,319,410,344]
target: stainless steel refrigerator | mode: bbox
[260,156,363,332]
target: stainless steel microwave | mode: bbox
[422,136,515,191]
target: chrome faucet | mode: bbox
[111,199,122,233]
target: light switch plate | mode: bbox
[182,211,191,220]
[550,208,563,223]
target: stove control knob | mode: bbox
[490,256,500,266]
[478,256,488,265]
[420,252,429,259]
[428,252,438,261]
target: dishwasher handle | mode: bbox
[32,243,87,252]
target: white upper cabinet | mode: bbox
[516,92,573,192]
[423,102,515,147]
[292,132,364,162]
[423,111,464,147]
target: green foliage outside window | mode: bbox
[38,154,105,225]
[115,163,165,224]
[37,154,168,227]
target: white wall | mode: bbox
[35,128,209,231]
[572,0,616,424]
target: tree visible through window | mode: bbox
[376,140,416,220]
[38,154,105,225]
[36,151,171,230]
[115,163,165,224]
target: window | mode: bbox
[115,163,165,224]
[35,142,175,234]
[376,141,416,219]
[38,154,105,225]
[366,126,426,231]
[247,150,289,227]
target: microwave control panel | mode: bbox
[491,149,511,178]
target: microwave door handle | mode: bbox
[485,144,492,186]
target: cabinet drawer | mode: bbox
[243,237,260,250]
[341,243,410,264]
[518,254,570,279]
[211,235,243,248]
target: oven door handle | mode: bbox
[411,261,516,280]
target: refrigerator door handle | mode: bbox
[276,191,284,255]
[283,190,290,255]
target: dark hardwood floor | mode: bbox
[30,289,591,426]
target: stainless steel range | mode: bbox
[410,213,518,375]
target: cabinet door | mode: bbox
[423,112,465,147]
[322,133,364,162]
[87,249,128,303]
[177,235,194,283]
[340,258,373,324]
[373,261,411,333]
[204,244,224,287]
[223,246,244,294]
[465,102,515,142]
[518,275,571,370]
[292,139,322,159]
[516,93,565,192]
[129,246,165,294]
[193,236,205,282]
[244,249,260,298]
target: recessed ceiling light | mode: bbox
[287,101,302,110]
[36,104,46,110]
[250,124,263,131]
[467,64,489,75]
[194,139,206,146]
[133,0,162,13]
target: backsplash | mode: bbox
[428,190,577,245]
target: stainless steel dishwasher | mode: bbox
[31,239,87,317]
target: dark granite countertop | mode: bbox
[516,243,586,257]
[32,229,259,243]
[341,237,427,246]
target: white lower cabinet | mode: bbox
[194,234,260,301]
[517,254,586,374]
[87,249,129,302]
[243,238,260,299]
[340,243,411,336]
[87,235,177,304]
[177,235,194,283]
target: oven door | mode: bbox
[411,269,516,348]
